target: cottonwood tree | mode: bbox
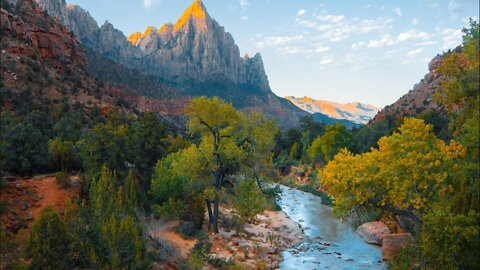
[152,97,277,233]
[321,118,465,230]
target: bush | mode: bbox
[187,240,211,270]
[232,181,267,223]
[55,171,71,188]
[177,221,202,239]
[152,197,185,219]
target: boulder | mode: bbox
[355,221,391,245]
[382,233,413,260]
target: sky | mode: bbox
[67,0,478,107]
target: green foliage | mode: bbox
[187,240,211,270]
[0,116,49,175]
[55,171,71,188]
[150,155,188,204]
[68,165,150,269]
[274,116,326,163]
[176,221,205,239]
[152,197,186,219]
[307,123,352,164]
[232,180,267,223]
[48,139,75,171]
[420,209,480,269]
[27,208,71,270]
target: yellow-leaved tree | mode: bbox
[151,97,278,233]
[322,118,465,229]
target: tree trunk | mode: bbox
[205,199,213,231]
[212,195,220,233]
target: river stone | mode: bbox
[382,233,413,260]
[355,221,391,245]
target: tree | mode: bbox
[150,97,277,233]
[183,97,277,232]
[48,138,74,171]
[0,122,49,174]
[321,118,465,230]
[27,207,71,270]
[232,180,267,223]
[307,123,352,164]
[87,165,150,269]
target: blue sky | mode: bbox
[68,0,478,107]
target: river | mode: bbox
[277,185,386,270]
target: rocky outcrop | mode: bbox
[355,221,391,245]
[1,0,84,65]
[286,96,379,125]
[128,0,270,92]
[382,233,414,260]
[371,57,445,123]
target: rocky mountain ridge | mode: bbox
[371,57,445,123]
[286,96,379,124]
[32,0,307,126]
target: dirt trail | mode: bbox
[0,175,80,237]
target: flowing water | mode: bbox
[277,186,386,270]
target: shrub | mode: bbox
[152,197,185,219]
[55,171,71,188]
[187,240,211,270]
[232,181,267,223]
[177,221,199,239]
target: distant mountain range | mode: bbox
[285,96,380,125]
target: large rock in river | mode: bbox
[355,221,391,245]
[382,233,414,260]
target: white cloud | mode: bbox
[406,48,425,57]
[351,41,366,50]
[357,17,393,33]
[278,46,311,55]
[239,0,249,8]
[143,0,160,8]
[411,18,419,25]
[263,35,304,46]
[317,17,393,42]
[320,57,334,65]
[315,46,330,53]
[397,30,431,42]
[317,14,346,23]
[240,15,249,21]
[393,7,402,18]
[367,34,395,48]
[415,41,437,46]
[441,28,462,49]
[298,9,306,16]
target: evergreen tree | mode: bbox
[27,207,71,270]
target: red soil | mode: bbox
[0,175,80,237]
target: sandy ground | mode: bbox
[146,205,305,269]
[0,175,80,237]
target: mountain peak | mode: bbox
[173,0,209,31]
